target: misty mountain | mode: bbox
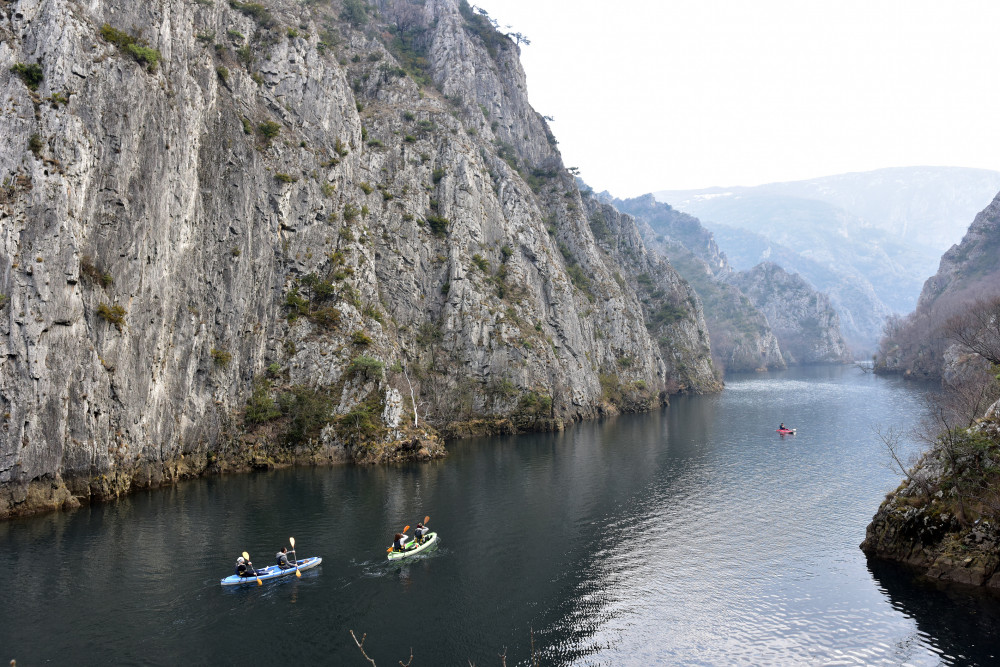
[653,167,1000,353]
[728,263,853,365]
[657,166,1000,253]
[707,224,892,355]
[615,194,850,370]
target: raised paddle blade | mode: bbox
[242,551,250,561]
[289,536,301,575]
[424,515,430,524]
[403,525,410,534]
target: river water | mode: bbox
[4,366,1000,665]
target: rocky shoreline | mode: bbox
[861,411,1000,592]
[861,486,1000,591]
[1,384,685,520]
[0,425,446,521]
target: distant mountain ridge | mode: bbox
[614,194,851,371]
[706,223,892,355]
[656,166,1000,252]
[653,167,1000,353]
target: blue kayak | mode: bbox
[219,557,322,585]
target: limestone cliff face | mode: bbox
[876,190,1000,380]
[615,194,728,275]
[0,0,717,517]
[728,263,852,365]
[917,191,1000,309]
[583,198,719,396]
[614,195,785,373]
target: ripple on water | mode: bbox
[3,367,998,665]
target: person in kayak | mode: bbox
[276,547,295,569]
[392,532,410,552]
[413,522,429,544]
[235,556,262,578]
[779,423,787,431]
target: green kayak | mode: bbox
[387,532,438,560]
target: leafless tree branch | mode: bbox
[873,424,931,496]
[350,630,378,667]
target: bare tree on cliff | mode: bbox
[939,296,1000,426]
[944,296,1000,366]
[872,424,932,497]
[875,296,1000,524]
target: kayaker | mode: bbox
[413,523,429,544]
[235,556,262,578]
[779,423,787,431]
[276,546,294,569]
[392,532,409,552]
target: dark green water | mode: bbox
[4,366,1000,665]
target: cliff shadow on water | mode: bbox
[868,559,1000,663]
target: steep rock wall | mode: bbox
[0,0,717,518]
[876,191,1000,380]
[615,194,785,372]
[729,263,852,365]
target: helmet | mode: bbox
[237,556,245,564]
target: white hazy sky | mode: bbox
[474,0,1000,197]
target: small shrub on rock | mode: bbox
[346,354,384,380]
[10,62,43,90]
[518,390,552,416]
[257,121,281,141]
[99,25,161,72]
[210,347,232,367]
[245,378,281,424]
[97,302,127,331]
[425,215,449,238]
[279,385,334,446]
[229,1,275,28]
[28,134,43,158]
[471,254,489,272]
[351,330,373,346]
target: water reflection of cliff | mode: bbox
[868,560,1000,665]
[447,404,707,664]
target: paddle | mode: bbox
[289,536,301,578]
[387,525,411,553]
[418,515,431,543]
[242,550,262,586]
